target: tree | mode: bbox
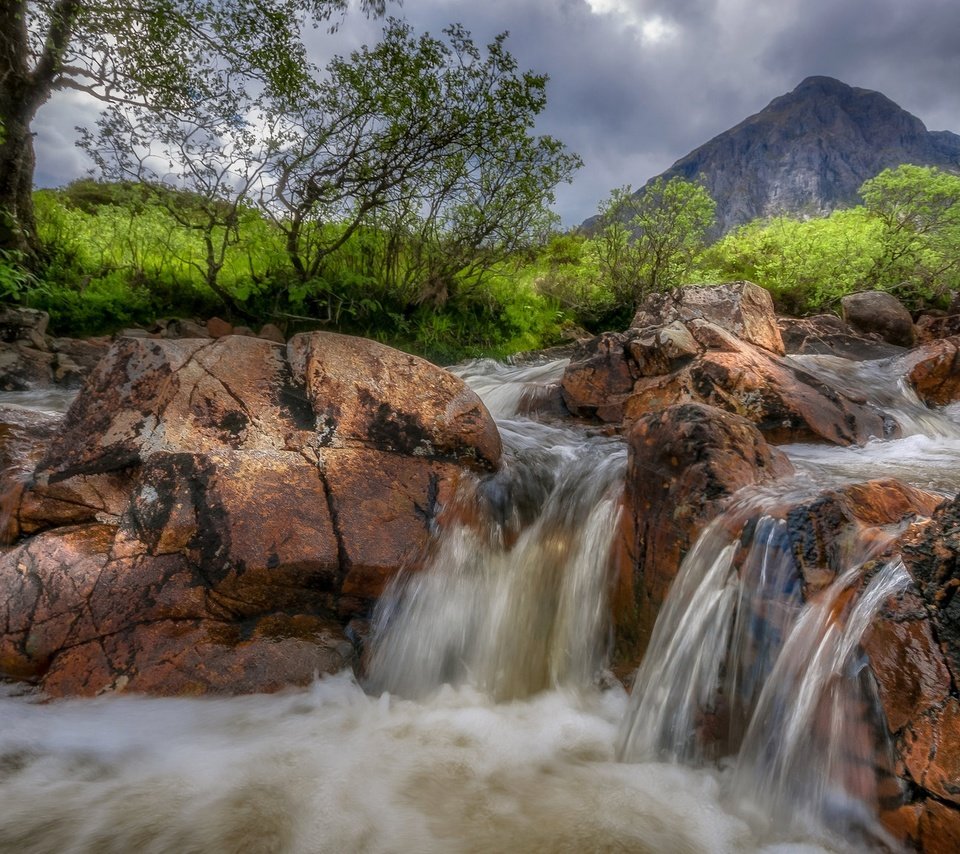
[594,176,716,312]
[262,20,580,298]
[859,164,960,304]
[81,96,278,315]
[0,0,391,257]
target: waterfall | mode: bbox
[366,416,627,701]
[1,352,955,852]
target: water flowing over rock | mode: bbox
[614,403,793,666]
[779,314,907,360]
[618,472,945,847]
[0,333,498,696]
[561,298,897,444]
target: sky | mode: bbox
[32,0,960,226]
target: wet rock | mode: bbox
[0,343,56,390]
[855,492,960,847]
[41,615,354,697]
[560,331,637,421]
[0,332,494,696]
[841,290,916,347]
[49,337,112,373]
[626,320,700,377]
[623,325,894,445]
[289,331,501,470]
[0,524,115,680]
[631,281,784,355]
[323,448,462,610]
[779,314,906,360]
[916,312,960,344]
[613,403,793,665]
[0,406,62,541]
[899,335,960,406]
[0,307,49,350]
[783,479,941,594]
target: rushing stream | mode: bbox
[1,352,958,852]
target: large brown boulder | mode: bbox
[289,332,501,469]
[0,332,497,696]
[613,403,793,667]
[899,335,960,407]
[842,290,916,347]
[858,494,960,849]
[631,281,785,355]
[562,313,896,444]
[622,321,895,445]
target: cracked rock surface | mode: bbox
[0,332,499,696]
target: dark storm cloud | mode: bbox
[33,0,960,225]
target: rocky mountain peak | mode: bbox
[605,77,960,234]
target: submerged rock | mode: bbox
[0,332,497,696]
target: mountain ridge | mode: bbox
[589,76,960,234]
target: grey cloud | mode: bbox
[32,0,960,226]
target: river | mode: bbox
[1,353,956,853]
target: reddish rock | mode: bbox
[919,800,960,854]
[899,336,960,407]
[864,589,951,734]
[623,327,895,445]
[632,281,785,355]
[0,524,114,680]
[916,312,960,344]
[901,698,960,805]
[258,323,286,344]
[206,316,234,338]
[0,332,494,696]
[560,332,637,421]
[614,403,793,665]
[842,290,916,347]
[323,449,461,608]
[288,331,501,470]
[41,615,354,697]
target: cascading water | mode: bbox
[0,352,957,852]
[366,418,626,701]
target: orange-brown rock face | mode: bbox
[631,281,785,355]
[0,333,499,696]
[900,336,960,407]
[856,493,960,849]
[614,403,793,666]
[288,332,501,470]
[561,312,895,445]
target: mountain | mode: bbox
[596,76,960,234]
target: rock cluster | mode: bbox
[562,282,899,444]
[0,332,499,696]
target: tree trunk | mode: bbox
[0,109,39,257]
[1,0,83,257]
